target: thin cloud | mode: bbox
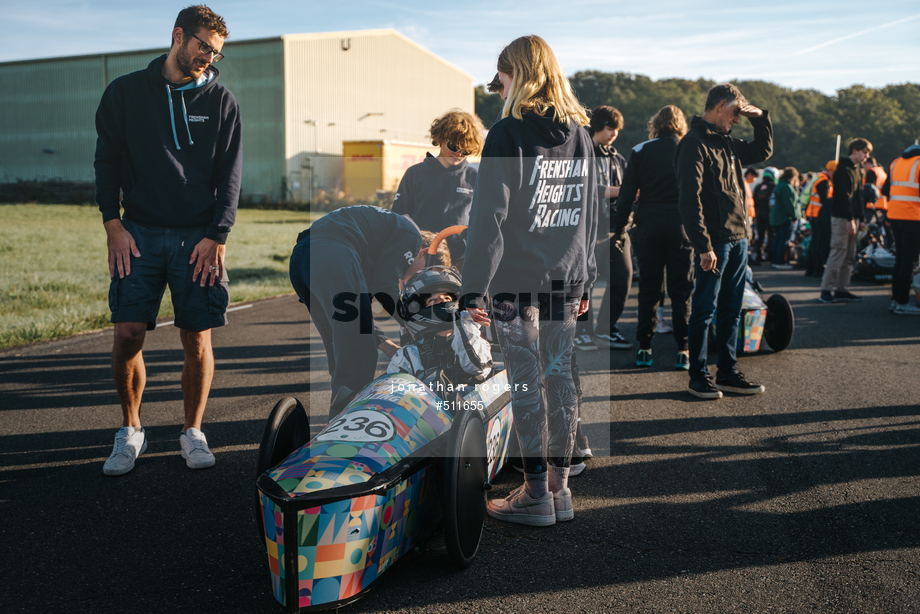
[791,13,920,56]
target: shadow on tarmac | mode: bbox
[1,401,917,613]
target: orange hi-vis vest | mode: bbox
[864,164,889,210]
[887,156,920,221]
[805,173,832,218]
[744,181,755,219]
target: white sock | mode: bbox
[548,464,570,493]
[523,471,548,498]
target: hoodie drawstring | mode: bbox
[166,85,195,149]
[166,85,182,150]
[180,92,194,146]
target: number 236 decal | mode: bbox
[316,410,396,443]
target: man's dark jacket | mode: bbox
[675,113,773,253]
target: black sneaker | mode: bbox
[688,378,722,399]
[596,331,632,350]
[715,372,765,395]
[574,334,599,351]
[834,290,862,302]
[818,290,836,303]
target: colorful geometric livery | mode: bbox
[738,284,768,353]
[257,371,514,611]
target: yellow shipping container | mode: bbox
[342,140,482,200]
[343,140,436,199]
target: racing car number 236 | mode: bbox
[316,410,395,443]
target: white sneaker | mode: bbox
[180,428,216,469]
[487,485,555,527]
[553,488,574,522]
[894,302,920,315]
[103,426,147,476]
[889,299,898,312]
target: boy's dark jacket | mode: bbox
[392,153,477,260]
[831,156,864,220]
[675,113,773,254]
[460,109,599,309]
[94,55,243,244]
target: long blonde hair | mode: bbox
[497,35,588,126]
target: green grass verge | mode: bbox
[0,204,322,350]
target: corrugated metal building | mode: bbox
[0,29,473,202]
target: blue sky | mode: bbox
[2,0,918,95]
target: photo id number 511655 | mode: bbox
[435,399,484,411]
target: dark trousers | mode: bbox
[632,222,693,350]
[754,208,771,260]
[805,216,822,274]
[772,220,792,265]
[596,233,632,335]
[891,219,920,305]
[687,239,747,381]
[289,237,381,411]
[814,208,832,269]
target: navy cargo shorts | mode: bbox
[109,218,230,331]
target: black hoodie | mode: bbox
[392,153,477,260]
[460,109,599,309]
[612,131,682,236]
[675,113,773,254]
[831,156,864,221]
[94,55,243,244]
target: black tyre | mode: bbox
[764,294,794,352]
[255,397,310,541]
[439,410,488,569]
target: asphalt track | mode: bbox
[1,268,918,613]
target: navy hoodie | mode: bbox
[392,153,477,260]
[305,205,423,297]
[460,109,599,309]
[94,55,243,244]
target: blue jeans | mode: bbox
[687,239,748,381]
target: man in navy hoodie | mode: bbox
[94,5,243,476]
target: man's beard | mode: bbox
[176,44,207,81]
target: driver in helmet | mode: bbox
[389,265,492,390]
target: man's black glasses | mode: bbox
[183,28,224,63]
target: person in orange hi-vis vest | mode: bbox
[805,160,836,276]
[863,156,889,216]
[744,167,757,218]
[882,143,920,314]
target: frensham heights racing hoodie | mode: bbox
[460,109,599,309]
[94,55,243,244]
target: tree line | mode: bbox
[475,72,920,173]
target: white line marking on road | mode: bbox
[4,443,260,471]
[156,304,252,328]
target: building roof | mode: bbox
[0,29,472,79]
